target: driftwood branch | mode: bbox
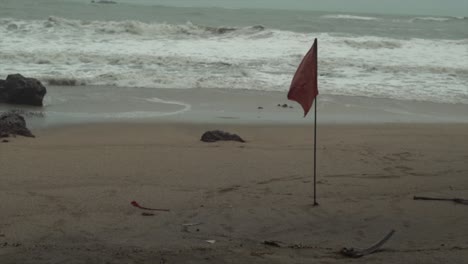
[130,201,170,212]
[341,230,396,258]
[414,196,468,205]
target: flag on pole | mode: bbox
[287,38,318,117]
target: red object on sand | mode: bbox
[130,201,170,212]
[287,38,319,117]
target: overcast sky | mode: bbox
[101,0,468,16]
[289,0,468,16]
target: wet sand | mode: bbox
[1,86,468,129]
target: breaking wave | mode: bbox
[1,16,266,38]
[1,17,467,104]
[44,78,85,86]
[343,39,402,49]
[410,16,468,23]
[322,14,378,21]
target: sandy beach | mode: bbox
[1,121,468,263]
[2,0,467,262]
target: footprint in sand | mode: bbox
[384,165,414,175]
[383,151,413,162]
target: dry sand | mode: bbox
[1,122,468,263]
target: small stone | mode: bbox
[257,106,263,109]
[2,139,9,143]
[282,104,288,108]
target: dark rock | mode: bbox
[0,112,35,138]
[0,74,47,106]
[201,130,245,143]
[252,25,265,31]
[257,106,263,109]
[1,139,8,143]
[282,104,288,108]
[277,104,281,107]
[0,80,5,100]
[7,24,18,30]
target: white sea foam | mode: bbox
[145,97,191,116]
[343,39,402,49]
[409,16,464,22]
[0,17,467,104]
[322,14,378,21]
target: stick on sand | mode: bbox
[413,196,468,205]
[131,201,170,212]
[341,230,396,258]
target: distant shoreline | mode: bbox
[91,0,117,4]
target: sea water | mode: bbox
[0,0,467,107]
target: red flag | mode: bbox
[287,38,318,117]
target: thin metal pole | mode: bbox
[313,97,318,206]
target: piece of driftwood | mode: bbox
[413,196,468,205]
[130,201,170,212]
[263,240,282,247]
[341,230,395,258]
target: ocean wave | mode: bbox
[343,39,402,49]
[44,78,85,86]
[322,14,378,21]
[410,16,467,23]
[1,17,467,104]
[3,16,266,38]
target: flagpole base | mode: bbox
[313,202,319,206]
